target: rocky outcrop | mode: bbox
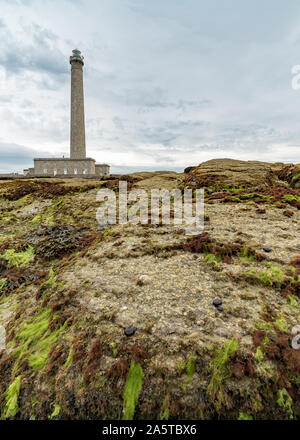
[276,164,300,189]
[183,159,299,190]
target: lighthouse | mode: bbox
[70,49,86,159]
[28,49,110,178]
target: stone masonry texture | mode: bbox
[34,158,95,176]
[70,57,86,159]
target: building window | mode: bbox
[74,169,78,175]
[43,169,47,174]
[83,169,87,175]
[64,169,67,175]
[54,169,57,176]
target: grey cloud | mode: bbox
[0,95,12,103]
[112,116,124,130]
[133,119,211,147]
[20,99,34,108]
[110,164,183,174]
[120,87,168,108]
[0,141,70,173]
[137,126,178,146]
[117,88,211,112]
[0,23,68,81]
[176,99,212,111]
[127,0,300,44]
[0,142,43,172]
[0,0,300,173]
[0,142,35,161]
[1,0,34,4]
[2,108,69,143]
[165,120,210,130]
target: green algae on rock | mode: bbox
[13,307,67,372]
[0,169,299,420]
[1,375,22,420]
[1,246,35,268]
[123,361,144,420]
[207,339,239,405]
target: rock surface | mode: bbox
[184,158,290,189]
[0,159,299,420]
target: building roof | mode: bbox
[34,158,96,162]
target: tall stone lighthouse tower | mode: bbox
[28,49,110,178]
[70,49,86,159]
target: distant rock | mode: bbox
[184,166,196,174]
[132,172,184,190]
[277,164,300,188]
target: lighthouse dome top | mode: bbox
[70,48,84,65]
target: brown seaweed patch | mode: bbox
[72,333,88,367]
[0,269,44,298]
[253,330,266,347]
[132,342,147,365]
[181,173,223,190]
[107,359,130,383]
[45,344,66,375]
[83,338,102,384]
[2,181,98,201]
[231,353,255,380]
[100,177,135,192]
[290,255,300,280]
[182,233,263,263]
[255,331,300,376]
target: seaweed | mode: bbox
[123,361,144,420]
[277,388,293,419]
[1,375,22,420]
[207,339,238,406]
[13,307,67,372]
[1,246,35,268]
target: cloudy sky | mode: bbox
[1,0,300,173]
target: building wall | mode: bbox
[33,158,95,176]
[95,164,110,177]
